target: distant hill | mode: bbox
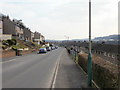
[93,35,120,41]
[71,35,119,41]
[46,34,119,43]
[45,39,62,42]
[71,38,89,41]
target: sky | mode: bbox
[0,0,119,40]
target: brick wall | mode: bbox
[22,50,32,55]
[0,50,34,58]
[1,50,16,58]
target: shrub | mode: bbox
[31,42,41,48]
[78,53,119,88]
[12,44,27,50]
[0,45,8,50]
[2,40,9,46]
[11,39,17,45]
[12,45,19,49]
[7,39,14,46]
[2,39,17,46]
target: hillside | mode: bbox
[93,35,120,41]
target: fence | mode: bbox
[67,47,79,64]
[80,47,119,65]
[66,47,119,88]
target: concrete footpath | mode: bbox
[54,48,88,88]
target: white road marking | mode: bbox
[51,59,60,88]
[1,59,16,63]
[51,49,64,89]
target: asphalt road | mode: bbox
[2,47,64,88]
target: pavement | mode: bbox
[54,49,88,88]
[2,47,87,88]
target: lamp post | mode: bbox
[64,35,69,41]
[64,35,69,47]
[88,0,92,87]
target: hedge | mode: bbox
[78,53,119,88]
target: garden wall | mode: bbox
[1,50,16,58]
[0,49,36,58]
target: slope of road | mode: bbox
[2,47,64,88]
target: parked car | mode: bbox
[55,46,58,49]
[46,47,51,51]
[51,46,55,50]
[38,48,47,53]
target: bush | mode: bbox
[7,39,14,46]
[2,39,17,46]
[0,45,8,50]
[31,42,41,48]
[12,44,27,50]
[2,40,9,46]
[12,45,19,49]
[11,39,17,45]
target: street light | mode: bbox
[88,0,92,87]
[64,35,70,47]
[64,35,69,41]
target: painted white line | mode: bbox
[51,59,60,88]
[1,59,16,63]
[51,49,64,89]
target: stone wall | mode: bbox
[1,50,16,58]
[22,50,33,55]
[0,50,35,58]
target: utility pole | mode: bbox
[88,0,92,87]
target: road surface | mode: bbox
[2,47,64,88]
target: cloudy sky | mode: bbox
[0,0,119,40]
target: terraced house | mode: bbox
[12,19,24,40]
[23,28,31,41]
[0,13,45,45]
[13,19,32,41]
[0,14,12,41]
[33,31,45,45]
